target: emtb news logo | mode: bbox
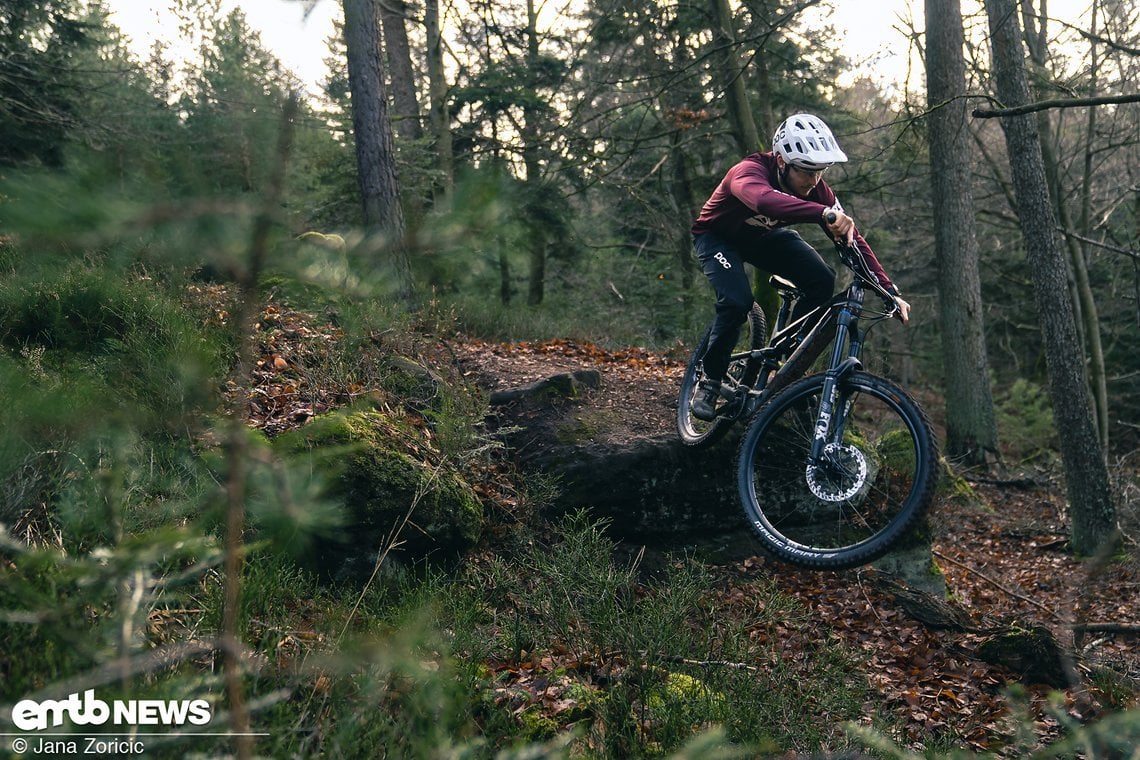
[12,690,212,731]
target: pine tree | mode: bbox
[0,0,96,166]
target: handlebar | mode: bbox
[824,210,899,317]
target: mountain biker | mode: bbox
[689,113,911,421]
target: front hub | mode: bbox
[805,443,868,502]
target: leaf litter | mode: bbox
[227,299,1138,754]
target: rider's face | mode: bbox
[778,158,825,197]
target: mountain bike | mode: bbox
[677,227,937,569]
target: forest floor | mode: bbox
[243,295,1140,754]
[450,339,1140,753]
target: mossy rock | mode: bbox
[272,408,483,580]
[976,624,1070,687]
[555,409,622,444]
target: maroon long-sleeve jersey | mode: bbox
[691,152,893,290]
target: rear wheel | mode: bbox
[677,303,766,449]
[736,371,937,569]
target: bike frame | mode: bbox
[724,241,899,456]
[714,235,935,570]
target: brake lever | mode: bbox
[879,293,901,319]
[824,212,901,315]
[829,242,899,320]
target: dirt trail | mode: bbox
[453,336,1140,752]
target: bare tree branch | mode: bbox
[1057,226,1140,261]
[972,92,1140,117]
[1033,13,1140,57]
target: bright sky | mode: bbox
[805,0,1094,95]
[102,0,1096,98]
[104,0,341,96]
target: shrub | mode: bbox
[996,379,1058,462]
[0,262,229,435]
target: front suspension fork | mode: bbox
[809,308,864,463]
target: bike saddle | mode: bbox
[768,275,802,297]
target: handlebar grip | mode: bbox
[825,211,838,224]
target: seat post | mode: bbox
[775,294,794,333]
[769,274,802,333]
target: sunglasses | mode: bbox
[788,164,827,177]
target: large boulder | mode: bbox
[485,371,742,537]
[528,432,741,537]
[272,408,483,582]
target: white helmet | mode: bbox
[771,113,848,171]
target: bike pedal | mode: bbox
[719,395,744,419]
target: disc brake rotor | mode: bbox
[805,442,868,502]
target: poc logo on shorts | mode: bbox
[713,252,732,269]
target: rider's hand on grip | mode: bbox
[894,295,911,325]
[824,208,856,244]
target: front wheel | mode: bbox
[677,303,766,449]
[736,372,937,569]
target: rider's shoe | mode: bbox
[691,379,721,421]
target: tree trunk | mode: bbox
[379,0,423,143]
[1056,185,1109,448]
[526,242,547,306]
[1020,0,1110,452]
[749,0,776,142]
[424,0,453,195]
[343,0,413,303]
[660,35,700,328]
[499,243,512,304]
[669,129,696,292]
[983,0,1115,555]
[924,0,999,466]
[490,158,512,304]
[709,0,761,153]
[523,0,547,306]
[1078,0,1109,450]
[709,0,773,317]
[753,40,775,145]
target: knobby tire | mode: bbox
[736,371,937,569]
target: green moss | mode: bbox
[560,679,603,722]
[272,408,483,574]
[555,409,621,444]
[645,672,725,723]
[517,705,560,740]
[874,428,916,474]
[934,456,986,508]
